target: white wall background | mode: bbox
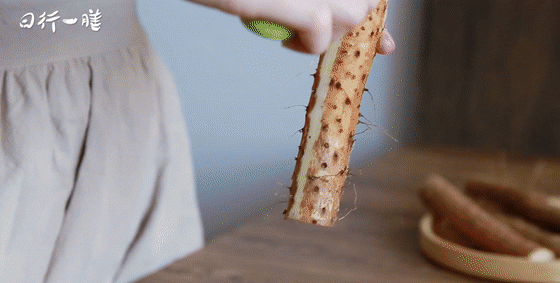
[135,0,423,242]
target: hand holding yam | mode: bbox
[189,0,395,55]
[284,0,390,227]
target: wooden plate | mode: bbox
[419,213,560,282]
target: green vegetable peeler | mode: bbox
[242,19,295,41]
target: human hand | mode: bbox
[188,0,395,55]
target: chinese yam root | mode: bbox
[284,0,389,227]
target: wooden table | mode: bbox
[137,146,560,283]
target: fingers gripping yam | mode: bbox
[284,1,389,227]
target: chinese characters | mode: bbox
[19,9,102,33]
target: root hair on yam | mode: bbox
[290,128,304,137]
[293,60,316,77]
[355,114,399,143]
[363,88,375,105]
[284,105,308,110]
[338,183,358,221]
[259,181,294,216]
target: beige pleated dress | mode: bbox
[0,0,204,282]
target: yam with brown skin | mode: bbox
[284,0,389,227]
[469,192,560,258]
[432,214,488,252]
[420,174,554,262]
[466,182,560,232]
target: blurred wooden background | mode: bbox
[416,0,560,158]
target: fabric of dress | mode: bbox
[0,0,205,282]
